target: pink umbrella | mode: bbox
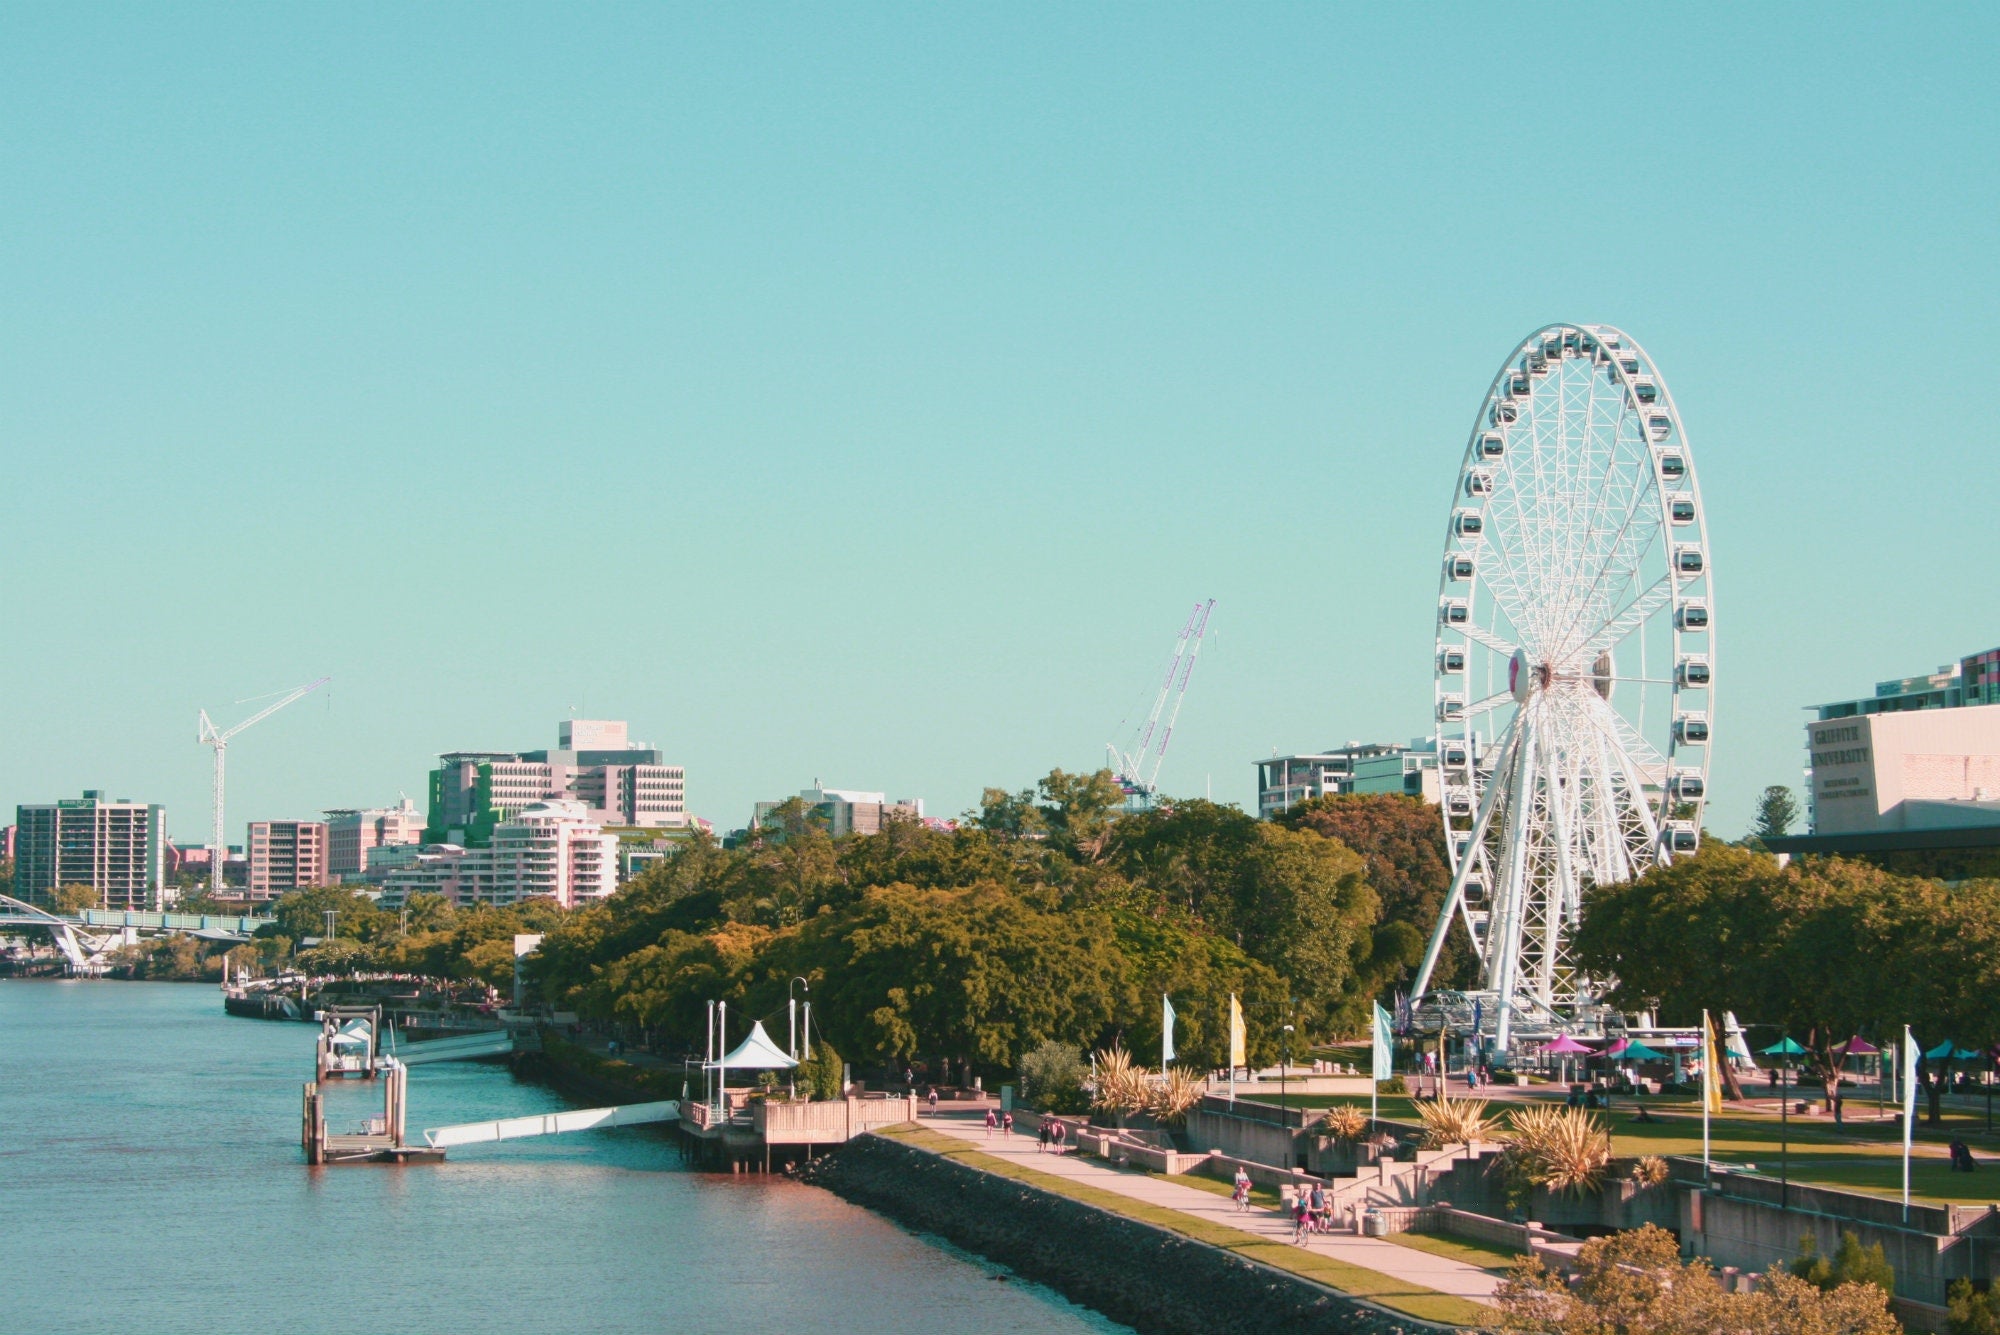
[1540,1034,1597,1055]
[1840,1036,1881,1056]
[1604,1038,1631,1056]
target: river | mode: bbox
[0,980,1127,1334]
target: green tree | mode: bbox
[797,1039,844,1101]
[1792,1231,1895,1296]
[52,883,100,915]
[1949,1278,2000,1335]
[975,787,1046,840]
[1017,1039,1089,1113]
[1755,785,1801,841]
[0,856,14,899]
[1234,824,1379,1035]
[1035,768,1126,863]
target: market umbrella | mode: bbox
[1926,1040,1982,1061]
[1540,1035,1597,1055]
[1761,1037,1807,1057]
[1619,1041,1668,1061]
[1839,1036,1881,1057]
[1603,1038,1630,1056]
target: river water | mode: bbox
[0,980,1125,1335]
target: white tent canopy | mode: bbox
[710,1020,797,1071]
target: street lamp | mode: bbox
[1281,1022,1296,1123]
[788,976,810,1099]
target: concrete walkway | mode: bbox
[916,1109,1502,1304]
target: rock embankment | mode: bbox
[796,1132,1450,1335]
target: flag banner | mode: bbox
[1704,1012,1723,1115]
[1903,1025,1919,1217]
[1228,994,1246,1070]
[1372,1002,1394,1085]
[1162,994,1177,1066]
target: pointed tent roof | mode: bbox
[1539,1034,1596,1055]
[1619,1041,1668,1061]
[713,1020,797,1071]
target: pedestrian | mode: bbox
[984,1107,998,1137]
[1308,1182,1326,1234]
[1292,1193,1311,1245]
[1053,1121,1067,1153]
[1002,1110,1014,1136]
[1232,1166,1251,1212]
[927,1086,939,1114]
[1039,1120,1051,1153]
[1833,1092,1844,1125]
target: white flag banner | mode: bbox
[1903,1025,1919,1219]
[1162,994,1177,1066]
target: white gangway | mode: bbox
[424,1100,679,1149]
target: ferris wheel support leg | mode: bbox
[1541,729,1580,1005]
[1490,715,1540,1057]
[1410,717,1517,1003]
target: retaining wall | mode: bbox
[797,1132,1454,1335]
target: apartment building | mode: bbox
[427,720,687,846]
[13,791,166,911]
[246,820,330,899]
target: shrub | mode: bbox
[1499,1105,1610,1209]
[1949,1278,2000,1335]
[1414,1096,1494,1149]
[1319,1103,1369,1142]
[1376,1075,1408,1094]
[1149,1066,1207,1126]
[1630,1154,1670,1187]
[1091,1044,1151,1117]
[796,1039,844,1101]
[1019,1040,1090,1114]
[1792,1230,1895,1297]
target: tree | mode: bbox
[1018,1040,1089,1113]
[1234,825,1379,1035]
[797,1039,844,1101]
[52,883,100,915]
[1791,1231,1895,1297]
[1035,768,1126,863]
[0,857,13,898]
[1496,1223,1899,1335]
[1756,785,1801,841]
[1949,1278,2000,1335]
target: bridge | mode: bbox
[423,1100,679,1149]
[2,895,267,974]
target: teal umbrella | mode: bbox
[1926,1040,1981,1061]
[1761,1037,1807,1057]
[1620,1041,1668,1061]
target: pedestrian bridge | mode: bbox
[424,1100,679,1149]
[395,1030,516,1065]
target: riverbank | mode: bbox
[797,1125,1484,1335]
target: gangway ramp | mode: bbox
[424,1100,678,1149]
[396,1031,515,1065]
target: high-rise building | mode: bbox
[324,799,425,878]
[246,820,330,899]
[13,791,166,911]
[1254,741,1441,818]
[379,802,617,910]
[752,786,925,838]
[427,720,687,846]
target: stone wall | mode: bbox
[797,1132,1451,1335]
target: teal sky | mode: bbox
[3,6,1995,842]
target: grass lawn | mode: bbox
[1382,1230,1527,1272]
[875,1123,1491,1328]
[1166,1169,1283,1210]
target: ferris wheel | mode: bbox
[1409,323,1714,1054]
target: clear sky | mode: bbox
[3,6,1995,842]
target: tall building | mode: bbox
[13,791,166,911]
[246,820,330,899]
[427,720,687,846]
[324,799,424,878]
[1255,741,1441,819]
[379,802,617,910]
[752,786,925,837]
[1771,642,2000,857]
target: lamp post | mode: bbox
[788,976,809,1100]
[1281,1016,1296,1152]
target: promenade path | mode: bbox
[915,1107,1503,1306]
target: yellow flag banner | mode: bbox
[1705,1012,1724,1115]
[1228,993,1247,1070]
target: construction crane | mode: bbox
[1105,600,1214,810]
[198,676,331,894]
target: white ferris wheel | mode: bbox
[1409,323,1714,1054]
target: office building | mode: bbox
[752,785,925,838]
[427,720,687,846]
[246,820,330,899]
[1255,741,1442,819]
[13,791,166,911]
[324,799,425,878]
[379,802,617,910]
